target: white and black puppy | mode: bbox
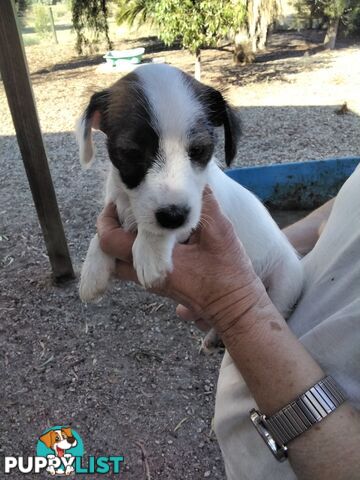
[77,64,303,330]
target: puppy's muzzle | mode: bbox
[155,204,190,229]
[67,436,76,445]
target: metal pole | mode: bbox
[49,7,59,45]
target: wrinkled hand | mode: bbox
[97,187,269,335]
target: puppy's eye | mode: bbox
[188,143,213,165]
[55,436,60,441]
[189,145,205,159]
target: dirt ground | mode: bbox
[0,29,360,479]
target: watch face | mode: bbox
[250,409,288,462]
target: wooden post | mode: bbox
[0,0,75,281]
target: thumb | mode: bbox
[199,186,235,246]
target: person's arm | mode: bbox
[217,290,360,480]
[282,198,335,255]
[97,192,360,480]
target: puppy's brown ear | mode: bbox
[184,73,240,166]
[76,90,110,168]
[202,87,241,166]
[39,431,55,449]
[61,427,73,438]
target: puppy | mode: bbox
[39,427,77,475]
[77,64,303,346]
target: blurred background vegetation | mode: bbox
[13,0,360,76]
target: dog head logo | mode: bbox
[37,426,84,476]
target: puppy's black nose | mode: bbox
[155,205,190,229]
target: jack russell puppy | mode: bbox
[77,64,303,347]
[39,427,77,476]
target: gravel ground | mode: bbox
[1,31,359,479]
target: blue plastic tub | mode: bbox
[103,48,145,67]
[226,157,360,209]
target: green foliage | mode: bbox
[33,4,52,37]
[116,0,247,55]
[293,0,350,23]
[116,0,157,27]
[156,0,246,54]
[293,0,360,33]
[71,0,113,54]
[322,0,347,18]
[14,0,29,15]
[53,3,69,21]
[343,1,360,33]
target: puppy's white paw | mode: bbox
[132,234,173,288]
[79,235,114,303]
[79,258,112,302]
[46,465,56,476]
[65,465,75,475]
[200,328,224,354]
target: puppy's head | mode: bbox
[77,64,240,236]
[39,427,77,453]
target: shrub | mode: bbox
[293,0,360,34]
[33,4,52,38]
[345,2,360,34]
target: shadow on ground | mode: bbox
[203,31,335,87]
[32,36,182,76]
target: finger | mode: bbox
[97,204,136,261]
[176,305,211,332]
[194,318,212,333]
[186,226,201,244]
[99,228,135,262]
[96,203,119,234]
[177,187,223,248]
[201,186,228,229]
[114,260,139,283]
[176,304,199,321]
[199,185,236,246]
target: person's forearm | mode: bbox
[213,284,324,413]
[213,285,360,480]
[283,199,335,255]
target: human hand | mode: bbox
[97,187,269,336]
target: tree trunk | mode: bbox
[246,0,274,52]
[324,17,340,50]
[195,48,201,81]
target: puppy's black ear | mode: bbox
[203,87,241,166]
[76,90,110,168]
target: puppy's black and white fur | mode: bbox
[77,64,303,335]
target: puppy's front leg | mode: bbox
[201,328,223,354]
[132,228,176,288]
[79,234,115,302]
[46,455,56,475]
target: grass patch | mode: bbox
[22,34,40,46]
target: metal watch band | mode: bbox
[250,376,346,461]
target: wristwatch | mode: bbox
[250,376,346,461]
